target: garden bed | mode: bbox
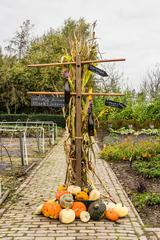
[97,129,160,227]
[109,161,160,227]
[0,137,52,207]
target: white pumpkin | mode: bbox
[105,202,116,210]
[34,204,44,215]
[59,209,75,224]
[114,203,129,218]
[89,189,100,201]
[80,211,90,222]
[67,185,81,195]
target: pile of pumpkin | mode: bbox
[35,184,129,224]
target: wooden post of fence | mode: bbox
[48,124,51,145]
[36,128,40,152]
[54,123,56,141]
[19,132,24,166]
[51,126,55,145]
[23,131,28,165]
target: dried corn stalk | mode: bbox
[62,23,98,186]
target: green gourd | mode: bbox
[88,200,106,221]
[59,193,73,209]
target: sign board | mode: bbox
[88,65,108,77]
[31,95,65,107]
[105,99,126,109]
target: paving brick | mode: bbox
[35,238,55,240]
[1,238,13,240]
[13,238,34,240]
[56,238,75,240]
[140,236,148,240]
[47,233,67,237]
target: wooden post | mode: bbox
[23,131,28,165]
[54,123,57,140]
[51,125,55,145]
[41,128,45,153]
[19,132,24,166]
[48,124,51,145]
[36,128,40,153]
[75,54,82,186]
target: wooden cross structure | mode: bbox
[28,54,125,185]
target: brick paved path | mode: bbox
[0,138,157,240]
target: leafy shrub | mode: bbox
[101,139,160,161]
[95,95,160,128]
[101,140,133,161]
[143,97,160,121]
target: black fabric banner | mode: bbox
[105,99,126,109]
[88,65,108,77]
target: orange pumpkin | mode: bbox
[55,190,69,200]
[105,208,119,222]
[42,200,55,217]
[72,202,87,218]
[42,200,62,219]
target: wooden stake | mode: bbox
[75,54,82,186]
[28,58,125,68]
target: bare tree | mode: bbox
[5,20,34,59]
[141,64,160,99]
[94,63,123,92]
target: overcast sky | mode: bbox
[1,0,160,90]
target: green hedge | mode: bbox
[0,114,65,128]
[1,114,159,130]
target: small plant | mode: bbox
[132,156,160,178]
[131,192,160,209]
[109,127,160,136]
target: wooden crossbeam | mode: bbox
[27,91,124,96]
[28,58,125,68]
